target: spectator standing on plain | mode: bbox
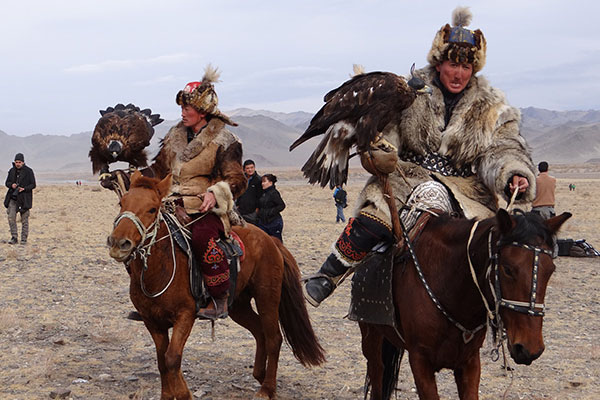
[4,153,36,245]
[257,174,285,241]
[236,159,262,225]
[333,185,347,223]
[532,161,556,220]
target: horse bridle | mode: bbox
[489,238,553,318]
[113,210,178,298]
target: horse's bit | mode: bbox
[113,210,178,298]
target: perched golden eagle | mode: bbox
[289,64,431,188]
[89,103,163,176]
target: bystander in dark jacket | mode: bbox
[257,174,285,241]
[4,153,36,244]
[236,160,262,224]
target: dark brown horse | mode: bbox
[107,171,325,400]
[359,209,571,399]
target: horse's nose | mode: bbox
[107,235,133,252]
[510,343,543,365]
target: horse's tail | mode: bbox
[380,338,403,400]
[273,238,326,367]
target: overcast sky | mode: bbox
[1,0,598,137]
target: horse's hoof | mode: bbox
[253,388,275,399]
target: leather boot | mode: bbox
[304,254,350,307]
[197,293,229,320]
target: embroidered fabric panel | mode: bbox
[203,237,225,264]
[205,269,230,287]
[400,150,473,177]
[334,213,393,264]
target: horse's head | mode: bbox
[493,209,571,365]
[107,170,172,262]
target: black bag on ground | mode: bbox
[557,239,600,257]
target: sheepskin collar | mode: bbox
[398,66,519,169]
[166,118,234,163]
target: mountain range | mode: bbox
[1,107,599,180]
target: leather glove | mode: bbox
[100,169,131,191]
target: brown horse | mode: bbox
[107,171,325,400]
[359,209,571,399]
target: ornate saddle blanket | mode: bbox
[348,212,435,327]
[163,213,244,310]
[348,244,397,327]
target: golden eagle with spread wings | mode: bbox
[289,64,431,188]
[89,103,163,177]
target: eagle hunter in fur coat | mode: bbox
[292,27,535,231]
[295,7,537,310]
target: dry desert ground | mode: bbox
[0,169,598,399]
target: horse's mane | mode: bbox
[498,209,554,248]
[130,174,161,191]
[425,210,553,249]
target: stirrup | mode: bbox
[303,274,336,308]
[197,297,228,320]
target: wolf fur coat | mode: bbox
[357,65,536,227]
[151,118,246,232]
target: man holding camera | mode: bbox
[4,153,36,245]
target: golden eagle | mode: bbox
[89,103,163,176]
[289,64,431,188]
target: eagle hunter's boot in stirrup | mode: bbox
[303,254,350,307]
[197,293,229,320]
[304,214,394,307]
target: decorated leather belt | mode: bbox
[399,150,473,177]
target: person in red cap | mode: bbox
[133,65,245,320]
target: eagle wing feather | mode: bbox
[290,70,419,188]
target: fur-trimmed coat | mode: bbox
[357,66,536,225]
[151,119,245,227]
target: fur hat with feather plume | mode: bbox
[427,7,487,73]
[176,64,237,126]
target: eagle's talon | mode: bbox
[98,172,112,181]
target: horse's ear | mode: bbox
[496,208,514,234]
[156,173,172,199]
[545,212,572,234]
[130,170,142,186]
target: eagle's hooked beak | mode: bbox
[417,84,433,95]
[108,140,123,159]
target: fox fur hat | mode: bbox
[176,64,236,126]
[427,7,487,73]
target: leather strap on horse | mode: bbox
[363,155,403,242]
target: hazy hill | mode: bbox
[2,107,600,181]
[520,107,600,163]
[0,109,314,180]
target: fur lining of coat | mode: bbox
[355,66,536,224]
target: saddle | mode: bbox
[348,212,435,327]
[163,213,244,311]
